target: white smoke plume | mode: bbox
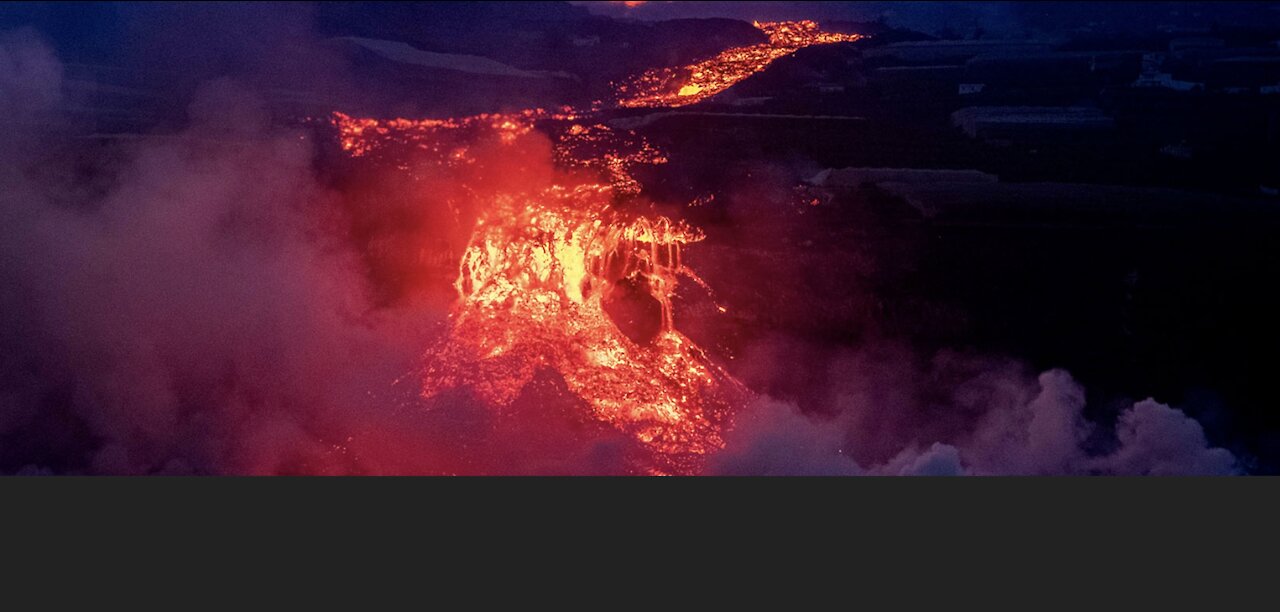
[711,367,1238,476]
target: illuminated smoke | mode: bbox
[2,14,1244,475]
[325,22,863,473]
[331,111,741,474]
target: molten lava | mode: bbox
[328,20,862,473]
[614,20,863,108]
[334,111,741,471]
[430,185,741,463]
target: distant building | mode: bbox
[1132,72,1202,92]
[1141,52,1167,74]
[951,106,1115,143]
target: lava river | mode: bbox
[329,21,864,474]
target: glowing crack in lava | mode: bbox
[329,20,862,472]
[614,20,863,108]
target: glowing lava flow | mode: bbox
[329,20,862,472]
[333,111,744,469]
[432,185,741,461]
[614,20,863,108]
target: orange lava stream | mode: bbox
[614,20,863,108]
[330,20,860,472]
[430,184,740,460]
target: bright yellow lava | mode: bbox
[677,84,704,97]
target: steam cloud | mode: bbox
[711,360,1238,475]
[0,18,1242,475]
[1,28,437,474]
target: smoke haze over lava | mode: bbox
[0,2,1257,475]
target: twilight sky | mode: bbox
[572,1,1280,37]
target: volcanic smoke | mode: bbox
[330,21,861,473]
[1,11,1244,475]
